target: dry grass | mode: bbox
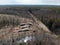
[0,14,20,28]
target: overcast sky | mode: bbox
[0,0,60,5]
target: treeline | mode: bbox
[39,16,60,34]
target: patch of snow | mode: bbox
[17,36,35,43]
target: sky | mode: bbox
[0,0,60,5]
